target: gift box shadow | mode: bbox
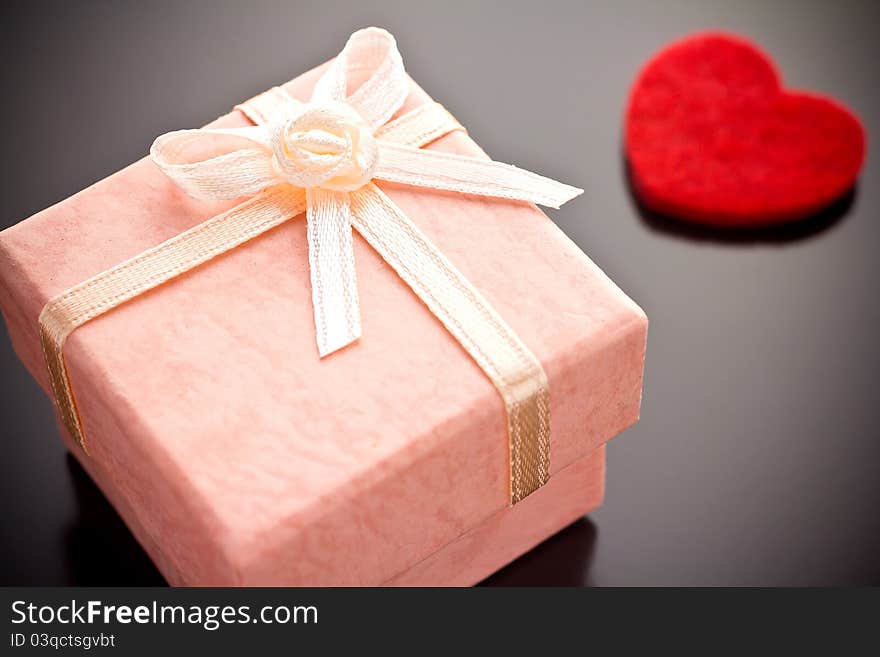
[64,454,166,585]
[65,454,598,586]
[623,159,857,244]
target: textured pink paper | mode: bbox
[388,446,605,586]
[0,63,647,585]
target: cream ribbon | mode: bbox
[39,27,582,504]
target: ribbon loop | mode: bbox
[150,127,276,200]
[313,27,409,129]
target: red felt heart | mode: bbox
[625,32,866,227]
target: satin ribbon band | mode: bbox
[39,28,580,504]
[39,186,308,451]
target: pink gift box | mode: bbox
[0,55,647,585]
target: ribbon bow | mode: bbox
[150,27,581,356]
[39,27,582,504]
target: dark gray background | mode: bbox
[1,0,878,586]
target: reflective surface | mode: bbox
[1,0,879,585]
